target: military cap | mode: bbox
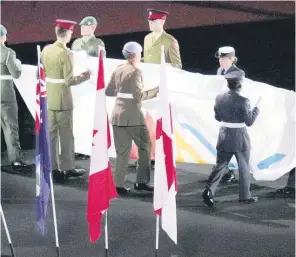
[147,9,169,20]
[55,19,77,30]
[79,16,98,26]
[122,41,142,56]
[0,24,7,37]
[224,68,245,81]
[215,46,236,58]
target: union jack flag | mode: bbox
[35,46,51,235]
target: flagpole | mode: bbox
[0,204,16,257]
[49,172,60,257]
[37,45,60,257]
[155,215,160,257]
[105,210,108,257]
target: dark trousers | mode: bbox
[286,168,295,188]
[206,150,251,200]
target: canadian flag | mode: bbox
[87,50,118,243]
[153,46,178,244]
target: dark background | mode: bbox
[2,18,295,151]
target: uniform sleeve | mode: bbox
[168,39,182,69]
[243,99,260,126]
[62,51,90,86]
[130,69,159,102]
[71,39,78,51]
[214,97,221,122]
[105,72,117,96]
[6,49,22,79]
[141,36,147,63]
[88,39,107,57]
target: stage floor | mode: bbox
[1,150,295,257]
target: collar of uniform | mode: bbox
[82,35,95,44]
[54,40,67,49]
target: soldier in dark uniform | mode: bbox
[0,24,32,170]
[106,42,159,195]
[203,68,261,207]
[215,46,242,183]
[41,19,91,178]
[71,16,106,160]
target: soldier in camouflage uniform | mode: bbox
[143,9,182,68]
[41,19,91,178]
[71,16,106,160]
[0,24,32,170]
[71,16,106,57]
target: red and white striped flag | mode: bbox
[87,50,118,243]
[153,46,178,244]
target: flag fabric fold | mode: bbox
[87,50,118,243]
[153,46,178,244]
[35,46,51,235]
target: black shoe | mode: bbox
[63,168,86,177]
[151,160,155,169]
[134,183,154,192]
[239,196,259,203]
[203,189,214,207]
[52,169,66,182]
[11,160,33,171]
[221,171,236,183]
[75,153,90,160]
[276,186,295,194]
[116,187,131,195]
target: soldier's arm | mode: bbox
[214,97,222,122]
[62,51,90,86]
[243,99,260,126]
[131,69,159,102]
[105,72,117,96]
[168,39,182,69]
[71,39,79,51]
[88,39,106,57]
[6,49,22,79]
[140,37,146,63]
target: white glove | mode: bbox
[254,96,262,108]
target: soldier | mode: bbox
[215,46,241,183]
[203,68,261,207]
[143,9,182,69]
[71,16,106,57]
[71,16,106,160]
[0,24,32,170]
[216,46,239,75]
[106,41,159,195]
[41,19,91,178]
